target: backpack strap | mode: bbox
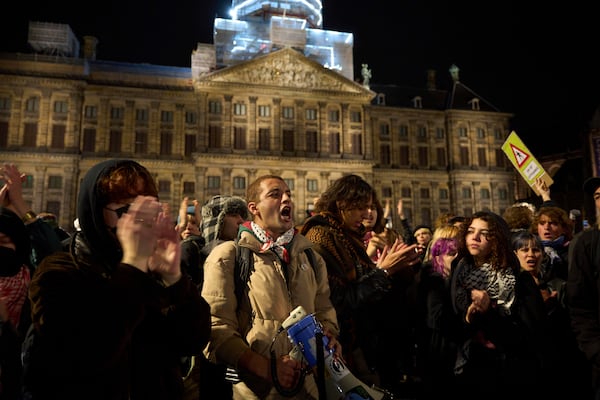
[234,244,252,308]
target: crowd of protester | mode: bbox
[2,159,600,400]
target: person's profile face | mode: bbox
[221,213,245,241]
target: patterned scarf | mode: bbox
[0,264,31,328]
[242,221,295,263]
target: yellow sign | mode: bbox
[501,131,553,195]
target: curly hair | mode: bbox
[502,203,535,232]
[314,174,384,231]
[457,210,517,272]
[532,206,574,241]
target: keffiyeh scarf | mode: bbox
[248,221,295,263]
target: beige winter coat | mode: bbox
[202,230,339,399]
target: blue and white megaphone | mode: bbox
[279,306,386,400]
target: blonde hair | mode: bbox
[422,224,461,263]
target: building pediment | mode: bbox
[195,47,373,98]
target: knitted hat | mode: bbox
[201,195,248,243]
[413,224,432,236]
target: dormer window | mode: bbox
[468,98,480,111]
[376,93,386,105]
[411,96,422,109]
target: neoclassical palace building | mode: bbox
[0,1,520,231]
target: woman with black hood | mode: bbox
[24,159,211,400]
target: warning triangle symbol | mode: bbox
[510,144,529,167]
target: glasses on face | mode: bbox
[104,203,131,218]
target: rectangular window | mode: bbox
[184,134,196,156]
[399,145,409,166]
[53,100,68,114]
[417,125,427,141]
[401,187,412,197]
[306,131,317,153]
[350,111,362,123]
[109,130,122,153]
[234,127,246,149]
[82,128,96,152]
[135,108,148,122]
[26,97,39,113]
[282,106,294,119]
[284,178,295,190]
[305,108,317,120]
[209,100,222,114]
[51,124,65,148]
[380,144,390,165]
[48,175,63,189]
[494,128,503,141]
[135,131,148,154]
[0,96,11,110]
[183,181,195,195]
[418,147,428,167]
[258,105,271,117]
[379,124,390,140]
[460,147,469,166]
[161,110,174,123]
[436,147,446,167]
[110,107,124,121]
[45,201,61,219]
[495,149,506,167]
[476,127,485,139]
[258,128,270,151]
[480,188,490,199]
[307,179,318,192]
[477,148,487,167]
[351,133,362,155]
[158,180,170,193]
[0,121,8,147]
[160,132,173,155]
[439,188,449,200]
[208,125,222,148]
[420,188,430,199]
[20,175,33,189]
[328,132,339,154]
[436,127,445,139]
[233,176,246,190]
[498,188,508,200]
[398,125,409,139]
[185,111,197,124]
[462,188,472,199]
[207,176,221,189]
[382,187,392,198]
[283,129,294,152]
[328,110,339,122]
[84,105,98,119]
[233,103,246,116]
[458,127,468,138]
[23,123,37,147]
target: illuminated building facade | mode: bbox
[0,2,520,231]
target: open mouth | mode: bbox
[281,206,292,219]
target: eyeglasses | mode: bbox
[104,204,131,218]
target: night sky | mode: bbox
[2,0,599,157]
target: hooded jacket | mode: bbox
[26,159,211,400]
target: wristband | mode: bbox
[22,210,37,223]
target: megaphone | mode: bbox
[278,306,387,400]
